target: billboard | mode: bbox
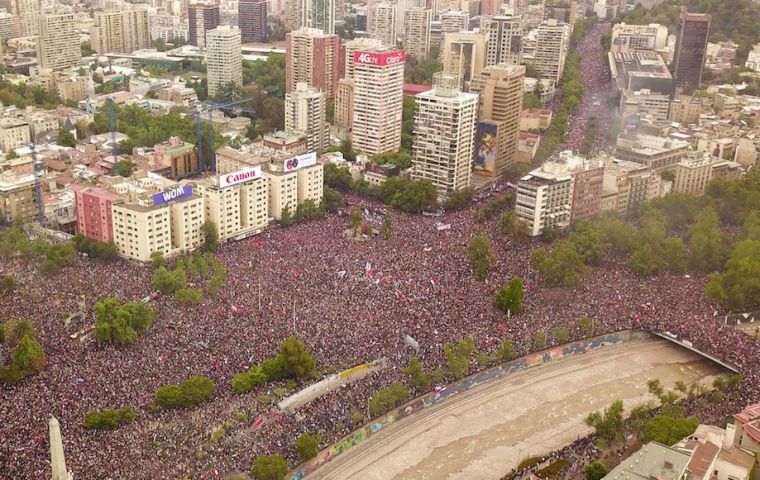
[219,166,262,188]
[153,184,193,206]
[473,122,498,173]
[354,50,406,67]
[283,152,317,173]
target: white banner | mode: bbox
[219,166,262,188]
[283,152,317,173]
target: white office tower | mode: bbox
[411,72,478,198]
[206,26,243,98]
[482,14,523,66]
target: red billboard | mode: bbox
[354,50,406,67]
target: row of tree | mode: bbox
[0,227,75,275]
[232,337,316,394]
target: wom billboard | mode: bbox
[153,184,193,206]
[283,152,317,173]
[219,166,262,188]
[474,122,498,173]
[353,50,406,66]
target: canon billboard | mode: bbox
[353,49,406,67]
[283,152,317,173]
[219,166,262,188]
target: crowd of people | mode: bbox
[559,21,615,155]
[1,186,758,479]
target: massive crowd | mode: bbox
[1,187,758,479]
[1,22,758,480]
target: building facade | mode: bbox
[411,73,478,198]
[442,30,489,89]
[188,3,220,48]
[351,48,406,154]
[206,26,243,99]
[533,19,571,82]
[671,12,711,88]
[37,13,81,71]
[403,8,431,60]
[285,28,340,100]
[469,64,525,175]
[371,4,397,48]
[74,187,121,243]
[482,15,523,67]
[285,82,329,154]
[90,7,151,55]
[239,0,268,43]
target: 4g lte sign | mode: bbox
[354,50,406,67]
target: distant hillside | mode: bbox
[617,0,760,63]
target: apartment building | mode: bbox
[411,73,478,198]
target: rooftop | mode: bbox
[604,442,690,480]
[734,403,760,444]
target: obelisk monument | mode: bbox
[49,416,71,480]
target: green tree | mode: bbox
[494,277,524,316]
[629,243,662,276]
[57,129,76,147]
[584,461,608,480]
[642,415,699,446]
[150,251,166,269]
[280,206,293,227]
[323,163,353,189]
[278,337,316,379]
[153,266,186,294]
[83,407,135,430]
[578,315,594,336]
[381,213,392,239]
[117,159,133,177]
[585,400,625,441]
[687,207,729,273]
[533,330,546,349]
[553,326,570,343]
[368,382,410,417]
[494,339,517,361]
[522,92,542,108]
[0,275,18,295]
[705,239,760,309]
[252,454,288,480]
[200,220,219,253]
[174,287,202,305]
[322,187,344,211]
[444,336,475,379]
[531,240,590,287]
[403,357,432,391]
[93,297,156,345]
[499,212,530,240]
[296,433,321,461]
[569,220,609,265]
[467,234,495,282]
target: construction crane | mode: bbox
[195,97,255,173]
[108,97,119,174]
[30,143,45,227]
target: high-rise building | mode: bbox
[351,47,406,154]
[285,82,330,154]
[442,30,488,89]
[469,63,524,175]
[404,7,431,60]
[37,13,81,71]
[239,0,268,43]
[371,4,397,47]
[343,37,385,79]
[533,19,571,82]
[307,0,336,34]
[481,15,522,67]
[440,10,468,33]
[287,0,336,34]
[286,28,340,100]
[90,7,151,54]
[9,0,42,37]
[543,0,577,25]
[336,39,382,130]
[188,3,220,48]
[411,72,478,198]
[206,26,242,98]
[671,12,711,88]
